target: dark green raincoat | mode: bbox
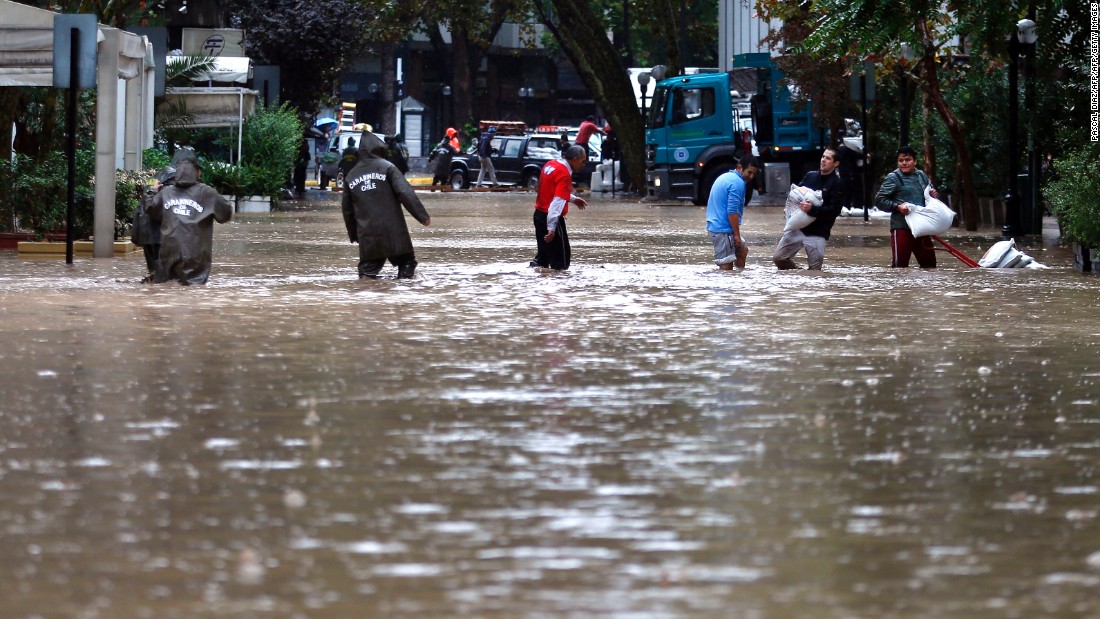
[148,161,233,285]
[341,132,430,261]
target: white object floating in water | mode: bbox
[978,239,1046,269]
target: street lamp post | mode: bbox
[1019,16,1039,235]
[636,71,651,118]
[1004,17,1038,240]
[441,84,452,134]
[1003,30,1022,239]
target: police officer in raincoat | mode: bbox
[341,131,431,278]
[147,159,233,285]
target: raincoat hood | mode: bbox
[174,160,200,188]
[357,131,389,159]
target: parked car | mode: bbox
[448,133,594,190]
[318,131,409,189]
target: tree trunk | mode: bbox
[920,19,977,230]
[379,46,396,135]
[450,27,473,135]
[921,85,937,186]
[541,0,646,191]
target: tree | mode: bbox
[531,0,646,190]
[759,3,853,145]
[226,0,371,117]
[758,1,991,230]
[420,1,519,132]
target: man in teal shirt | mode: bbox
[706,156,759,270]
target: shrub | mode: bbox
[8,150,95,239]
[201,160,244,198]
[143,147,172,171]
[1047,142,1100,248]
[115,169,149,238]
[239,103,303,202]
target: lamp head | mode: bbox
[1017,19,1037,45]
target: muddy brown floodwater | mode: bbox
[1,189,1099,618]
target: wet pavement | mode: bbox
[1,188,1099,618]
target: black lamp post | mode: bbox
[1003,17,1038,240]
[1019,15,1039,235]
[637,71,651,118]
[1003,30,1022,239]
[441,84,452,132]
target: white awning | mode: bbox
[162,86,257,128]
[0,0,152,87]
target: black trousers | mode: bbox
[142,244,160,273]
[359,252,417,278]
[533,210,570,270]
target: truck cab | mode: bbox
[644,72,746,205]
[643,54,824,204]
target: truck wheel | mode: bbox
[522,171,539,189]
[694,166,727,206]
[449,170,467,190]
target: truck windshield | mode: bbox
[646,86,670,129]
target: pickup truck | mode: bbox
[448,133,592,190]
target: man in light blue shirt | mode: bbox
[706,156,759,270]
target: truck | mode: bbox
[643,52,825,204]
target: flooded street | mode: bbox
[1,189,1099,618]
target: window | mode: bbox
[501,139,522,158]
[647,86,670,128]
[527,138,561,159]
[670,87,716,125]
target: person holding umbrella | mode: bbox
[313,116,338,180]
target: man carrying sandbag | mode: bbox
[772,148,843,270]
[874,145,941,268]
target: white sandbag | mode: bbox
[904,185,956,237]
[978,239,1046,268]
[784,184,822,232]
[979,240,1017,267]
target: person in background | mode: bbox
[574,115,604,158]
[531,145,589,270]
[292,140,310,197]
[874,145,939,268]
[772,148,844,270]
[836,134,865,213]
[342,132,431,279]
[337,138,358,188]
[475,126,499,188]
[705,156,759,270]
[429,127,461,188]
[147,157,233,285]
[133,148,201,281]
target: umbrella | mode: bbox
[314,117,338,131]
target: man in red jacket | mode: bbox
[531,145,588,270]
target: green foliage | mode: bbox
[201,161,244,198]
[0,148,148,239]
[143,148,171,171]
[237,103,303,201]
[114,169,147,238]
[1047,142,1100,248]
[226,0,373,115]
[3,150,94,239]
